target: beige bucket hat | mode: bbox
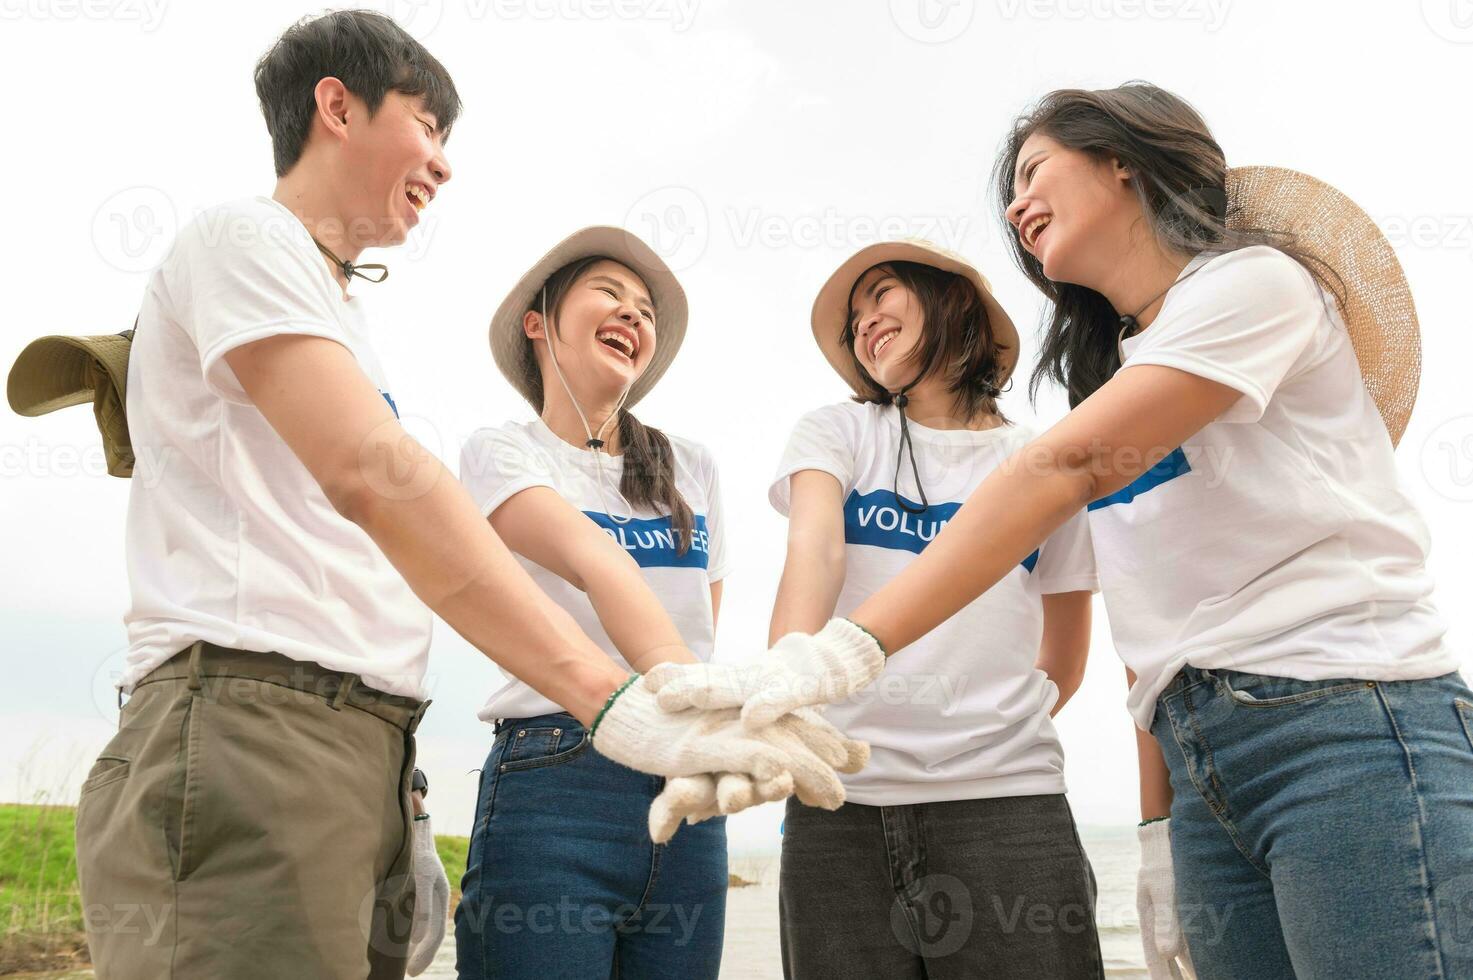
[810,239,1021,396]
[489,226,688,410]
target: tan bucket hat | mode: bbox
[811,239,1021,396]
[7,324,136,477]
[490,226,688,410]
[1225,165,1420,446]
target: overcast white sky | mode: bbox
[2,0,1471,852]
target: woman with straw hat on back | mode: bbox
[646,82,1473,979]
[452,226,866,980]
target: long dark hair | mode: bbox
[838,260,1011,425]
[520,256,696,555]
[990,81,1345,408]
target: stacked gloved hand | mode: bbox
[590,618,886,842]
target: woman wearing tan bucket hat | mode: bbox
[748,240,1105,976]
[451,227,867,980]
[645,83,1473,978]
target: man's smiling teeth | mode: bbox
[597,330,636,358]
[1022,214,1051,248]
[406,184,430,211]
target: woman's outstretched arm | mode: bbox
[846,364,1242,655]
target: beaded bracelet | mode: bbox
[590,673,641,737]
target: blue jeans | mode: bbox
[1153,665,1473,979]
[453,711,728,980]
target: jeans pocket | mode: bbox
[497,723,589,774]
[1214,669,1375,708]
[163,694,203,881]
[1454,699,1473,754]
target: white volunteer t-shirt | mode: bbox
[1094,245,1456,729]
[121,196,432,698]
[770,401,1099,806]
[458,417,731,723]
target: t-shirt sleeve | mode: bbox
[171,203,357,406]
[768,404,857,516]
[1030,506,1099,595]
[1120,246,1329,424]
[457,426,557,518]
[702,451,732,583]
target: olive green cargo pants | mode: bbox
[75,640,430,979]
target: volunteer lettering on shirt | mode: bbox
[458,417,730,723]
[771,401,1099,806]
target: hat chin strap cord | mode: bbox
[540,288,637,526]
[890,375,931,516]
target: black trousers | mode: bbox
[779,792,1105,980]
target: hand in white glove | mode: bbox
[647,707,871,843]
[590,674,858,796]
[643,619,887,730]
[1137,819,1196,980]
[406,816,450,977]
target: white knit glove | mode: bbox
[1137,819,1196,980]
[590,673,854,792]
[406,816,449,976]
[647,707,871,843]
[644,619,887,730]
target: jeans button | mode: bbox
[553,728,562,735]
[517,729,526,737]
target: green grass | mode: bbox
[0,803,469,976]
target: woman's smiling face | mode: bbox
[528,258,656,396]
[849,263,924,391]
[1004,130,1138,287]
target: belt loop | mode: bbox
[407,699,432,735]
[186,640,205,692]
[330,673,359,712]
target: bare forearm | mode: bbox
[1129,668,1172,820]
[849,455,1092,655]
[769,550,845,645]
[579,549,696,673]
[345,458,625,725]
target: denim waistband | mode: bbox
[1159,664,1220,698]
[493,710,581,736]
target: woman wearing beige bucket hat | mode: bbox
[746,240,1106,976]
[451,226,867,979]
[645,83,1473,978]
